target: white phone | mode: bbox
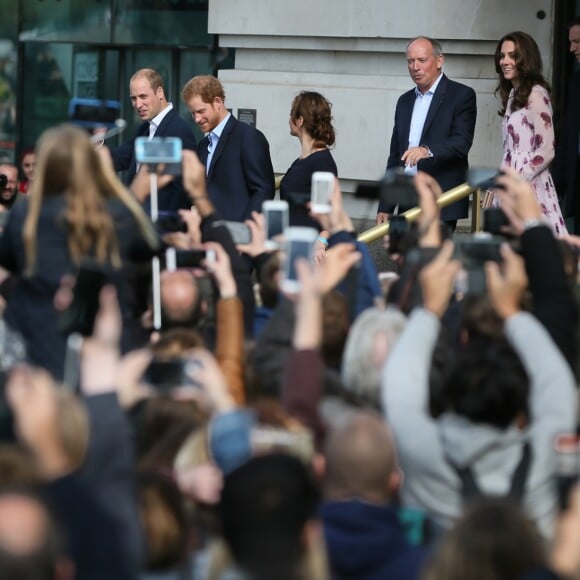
[310,171,335,214]
[280,226,319,293]
[262,200,289,249]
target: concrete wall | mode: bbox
[209,0,555,195]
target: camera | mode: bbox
[466,167,504,190]
[156,211,187,234]
[0,174,7,189]
[164,247,215,271]
[355,169,418,211]
[142,358,204,393]
[69,98,121,130]
[456,236,503,295]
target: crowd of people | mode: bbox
[0,23,577,580]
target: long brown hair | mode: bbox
[23,124,157,275]
[494,31,551,116]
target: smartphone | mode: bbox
[466,167,503,190]
[380,168,418,210]
[156,211,187,234]
[457,236,503,295]
[280,226,319,293]
[59,263,108,337]
[165,248,213,271]
[142,359,203,392]
[458,237,503,267]
[310,171,335,214]
[388,215,411,255]
[263,200,289,249]
[69,98,121,130]
[483,207,509,236]
[222,221,252,245]
[135,136,183,164]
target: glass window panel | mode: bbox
[0,0,19,161]
[20,0,112,44]
[178,50,213,142]
[21,43,73,148]
[113,0,210,46]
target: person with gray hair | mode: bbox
[341,307,407,408]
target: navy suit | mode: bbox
[111,107,197,212]
[197,115,275,222]
[379,74,477,221]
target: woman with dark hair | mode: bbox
[18,149,35,195]
[279,91,338,227]
[494,31,566,233]
[0,123,159,379]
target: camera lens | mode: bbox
[0,175,7,188]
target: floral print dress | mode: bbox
[502,85,567,234]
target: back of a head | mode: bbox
[432,336,530,429]
[0,490,69,580]
[341,307,406,407]
[32,124,100,198]
[324,411,397,504]
[220,453,319,580]
[425,497,545,580]
[290,91,335,147]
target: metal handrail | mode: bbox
[357,183,481,244]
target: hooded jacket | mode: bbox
[320,500,427,580]
[382,309,577,539]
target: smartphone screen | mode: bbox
[311,171,334,213]
[266,209,286,239]
[135,137,183,164]
[69,98,120,130]
[142,359,203,392]
[280,227,318,293]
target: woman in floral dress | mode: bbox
[494,31,567,234]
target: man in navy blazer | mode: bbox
[377,37,476,230]
[111,68,197,212]
[181,75,274,222]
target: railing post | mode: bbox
[471,188,482,233]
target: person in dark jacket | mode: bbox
[320,411,427,580]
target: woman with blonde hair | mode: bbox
[0,123,158,379]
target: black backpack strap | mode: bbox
[446,441,532,503]
[507,441,532,501]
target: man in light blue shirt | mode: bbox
[377,37,477,231]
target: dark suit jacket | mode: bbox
[554,71,580,218]
[197,115,275,221]
[380,74,477,221]
[111,107,197,212]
